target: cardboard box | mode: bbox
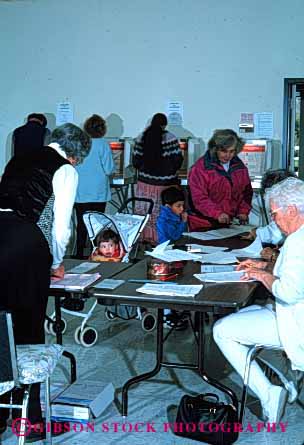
[43,380,115,423]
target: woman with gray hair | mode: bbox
[0,123,91,440]
[188,129,253,230]
[213,177,304,424]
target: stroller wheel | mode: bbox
[105,309,117,321]
[46,317,67,336]
[142,312,157,332]
[79,326,98,347]
[74,326,82,345]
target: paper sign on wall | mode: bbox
[167,101,183,126]
[56,101,74,126]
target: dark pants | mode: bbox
[0,213,52,424]
[75,202,106,258]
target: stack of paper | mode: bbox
[201,265,236,273]
[67,262,98,273]
[186,244,228,253]
[93,279,125,290]
[199,252,238,264]
[136,283,203,297]
[146,240,202,262]
[194,271,256,283]
[50,273,101,290]
[184,224,255,241]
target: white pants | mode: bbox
[213,304,282,405]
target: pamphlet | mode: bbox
[194,271,256,283]
[67,262,98,273]
[50,273,101,291]
[93,279,125,290]
[136,283,203,297]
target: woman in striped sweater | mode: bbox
[132,113,183,245]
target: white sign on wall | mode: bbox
[167,101,183,126]
[56,101,74,126]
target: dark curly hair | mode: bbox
[261,169,296,194]
[51,123,91,163]
[84,114,107,138]
[96,229,120,246]
[208,129,245,156]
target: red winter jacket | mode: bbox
[188,151,253,230]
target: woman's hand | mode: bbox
[238,214,249,225]
[51,264,65,280]
[236,259,267,271]
[241,228,256,240]
[218,213,230,224]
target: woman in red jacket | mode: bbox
[188,129,253,231]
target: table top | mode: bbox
[90,258,258,313]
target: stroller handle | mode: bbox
[118,197,154,215]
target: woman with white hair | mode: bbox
[213,177,304,424]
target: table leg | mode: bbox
[122,308,164,417]
[54,296,63,345]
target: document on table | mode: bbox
[194,271,256,283]
[186,244,228,253]
[201,265,236,273]
[67,262,98,273]
[229,237,263,258]
[50,273,101,290]
[199,252,238,264]
[184,224,255,241]
[93,279,125,290]
[146,241,202,262]
[136,283,203,297]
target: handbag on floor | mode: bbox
[174,392,239,445]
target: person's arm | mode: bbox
[51,164,78,271]
[166,137,183,172]
[271,238,304,304]
[189,164,224,219]
[100,140,115,176]
[236,169,253,217]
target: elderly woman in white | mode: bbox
[213,177,304,424]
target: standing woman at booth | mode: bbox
[0,123,91,438]
[132,113,183,245]
[188,129,253,231]
[75,114,115,259]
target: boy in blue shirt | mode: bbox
[156,187,188,329]
[157,187,188,244]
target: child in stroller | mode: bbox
[90,229,125,262]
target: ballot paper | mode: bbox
[50,273,101,290]
[136,283,203,297]
[199,252,238,264]
[146,240,202,262]
[184,224,255,241]
[186,244,228,253]
[67,262,98,273]
[201,265,236,273]
[194,271,256,283]
[93,279,125,290]
[229,237,263,258]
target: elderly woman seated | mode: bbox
[213,177,304,423]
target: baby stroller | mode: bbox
[45,198,157,347]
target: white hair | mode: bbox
[266,177,304,214]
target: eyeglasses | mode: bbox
[270,207,283,219]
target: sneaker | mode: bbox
[262,386,288,423]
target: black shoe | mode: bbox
[24,420,67,443]
[0,419,7,435]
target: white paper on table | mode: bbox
[67,262,98,273]
[201,265,236,273]
[194,271,256,283]
[229,237,263,258]
[50,273,101,290]
[186,244,228,253]
[199,252,238,264]
[136,283,203,297]
[184,224,255,241]
[146,242,202,262]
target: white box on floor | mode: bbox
[44,380,115,422]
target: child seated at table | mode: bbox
[90,229,125,262]
[156,187,189,330]
[156,186,188,244]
